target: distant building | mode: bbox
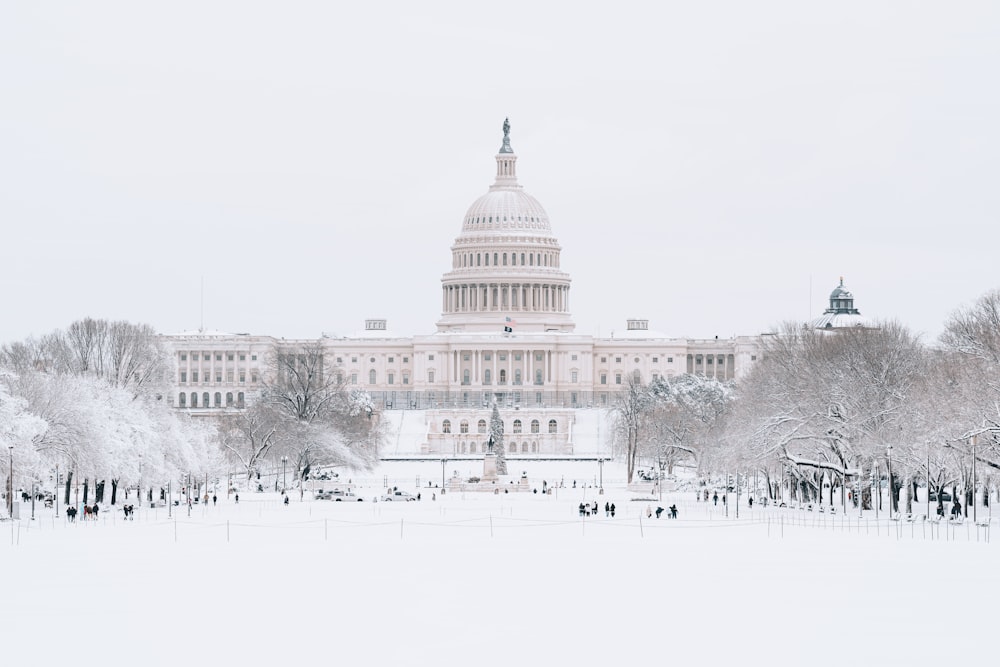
[162,121,762,458]
[811,278,874,330]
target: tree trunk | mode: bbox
[110,479,118,506]
[63,471,73,506]
[96,480,105,504]
[83,479,89,505]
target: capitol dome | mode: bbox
[437,120,574,334]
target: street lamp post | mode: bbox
[598,458,604,494]
[440,458,447,495]
[972,434,977,523]
[7,446,13,519]
[281,456,288,493]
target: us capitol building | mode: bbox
[161,121,840,459]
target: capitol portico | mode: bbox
[162,121,762,459]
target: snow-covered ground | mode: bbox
[5,461,997,666]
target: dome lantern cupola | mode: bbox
[810,277,873,330]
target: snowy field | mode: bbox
[5,461,998,666]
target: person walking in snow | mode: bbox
[655,506,664,519]
[610,503,616,518]
[669,504,678,519]
[605,501,610,517]
[713,492,718,506]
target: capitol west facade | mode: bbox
[163,123,761,459]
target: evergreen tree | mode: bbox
[489,403,507,475]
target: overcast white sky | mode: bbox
[2,1,997,345]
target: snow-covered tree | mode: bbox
[488,403,506,474]
[647,373,732,474]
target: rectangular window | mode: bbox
[514,353,522,361]
[180,371,187,383]
[388,373,394,385]
[600,356,606,363]
[463,354,470,361]
[227,371,234,382]
[239,354,246,361]
[192,371,199,383]
[707,358,713,364]
[571,354,578,361]
[239,373,246,383]
[403,373,410,385]
[216,373,222,383]
[180,354,187,361]
[652,357,658,363]
[667,357,673,363]
[351,373,358,384]
[615,357,621,363]
[600,373,607,385]
[227,354,234,361]
[535,353,542,361]
[428,355,434,361]
[352,357,358,363]
[571,371,578,383]
[615,373,622,385]
[499,354,507,361]
[388,356,395,363]
[203,354,210,361]
[403,356,409,363]
[751,355,757,361]
[484,353,492,361]
[251,354,257,361]
[216,354,222,361]
[336,373,343,384]
[428,371,435,383]
[337,357,343,363]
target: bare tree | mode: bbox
[613,374,656,483]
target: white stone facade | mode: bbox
[162,122,761,458]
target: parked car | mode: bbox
[331,489,361,501]
[381,491,417,502]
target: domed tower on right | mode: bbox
[811,277,874,330]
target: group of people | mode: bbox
[578,501,616,517]
[649,504,678,519]
[65,504,100,521]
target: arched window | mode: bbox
[214,392,222,407]
[202,392,210,407]
[531,442,537,453]
[477,254,481,266]
[514,369,522,385]
[460,442,466,453]
[535,369,543,385]
[503,253,507,265]
[530,419,540,434]
[477,419,487,434]
[548,419,557,434]
[237,392,245,407]
[470,442,477,453]
[521,442,528,453]
[530,254,534,266]
[484,369,491,385]
[499,369,507,384]
[178,393,187,407]
[493,253,498,265]
[513,419,522,434]
[520,253,525,265]
[369,369,376,384]
[190,392,198,407]
[460,420,469,434]
[442,419,451,434]
[226,392,234,407]
[462,369,470,385]
[633,370,641,384]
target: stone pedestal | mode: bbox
[482,454,498,481]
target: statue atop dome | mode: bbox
[499,117,513,153]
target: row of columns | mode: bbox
[451,349,553,385]
[442,283,570,314]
